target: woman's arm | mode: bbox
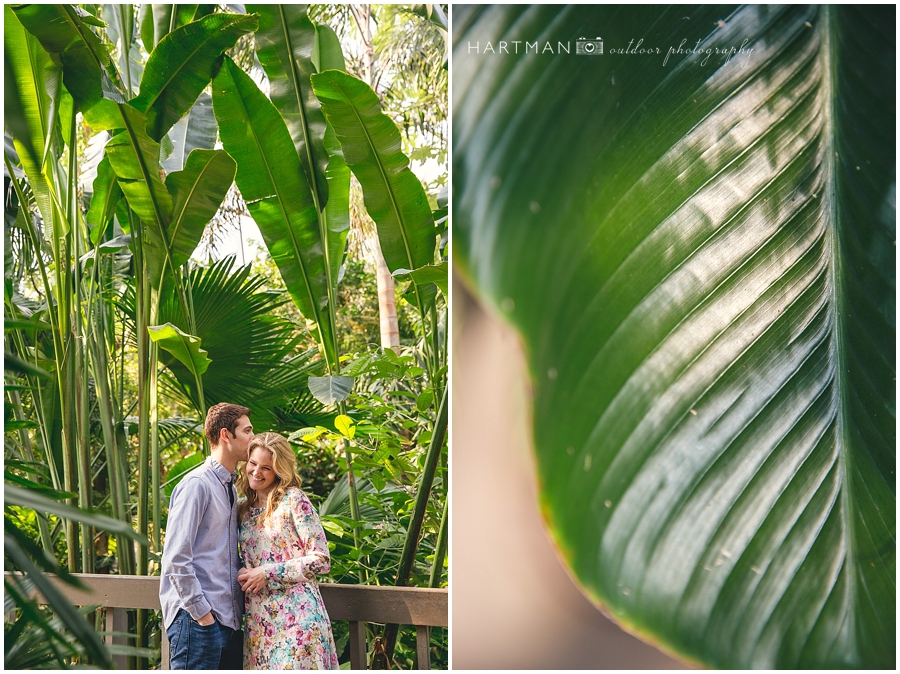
[262,489,331,586]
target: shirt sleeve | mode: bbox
[263,490,331,585]
[163,478,213,620]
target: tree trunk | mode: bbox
[375,245,400,350]
[352,4,400,352]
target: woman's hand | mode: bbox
[238,566,267,594]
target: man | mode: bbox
[160,403,254,669]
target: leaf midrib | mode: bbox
[167,152,221,256]
[325,73,418,272]
[225,60,327,347]
[139,15,247,119]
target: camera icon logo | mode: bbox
[576,37,603,55]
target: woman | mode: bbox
[236,432,339,669]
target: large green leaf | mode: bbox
[307,375,354,406]
[147,323,211,378]
[249,4,329,206]
[164,148,236,269]
[103,104,174,283]
[138,4,216,52]
[311,70,436,274]
[312,23,345,73]
[212,56,336,366]
[85,156,122,244]
[131,12,258,142]
[103,4,141,96]
[4,6,61,227]
[11,4,124,130]
[161,92,217,174]
[453,5,895,669]
[322,125,351,292]
[105,108,233,289]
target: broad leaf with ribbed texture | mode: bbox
[322,125,351,295]
[313,23,345,74]
[212,56,336,367]
[148,323,211,378]
[308,375,354,406]
[249,4,329,206]
[161,92,217,173]
[311,70,436,274]
[165,149,236,270]
[131,12,258,142]
[86,156,122,244]
[138,4,216,52]
[453,5,895,669]
[103,104,173,284]
[5,6,62,227]
[11,4,124,130]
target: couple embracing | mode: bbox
[159,403,339,670]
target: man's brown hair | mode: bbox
[205,403,251,447]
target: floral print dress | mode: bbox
[239,487,339,670]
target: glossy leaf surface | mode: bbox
[132,12,258,142]
[322,125,351,295]
[249,4,329,205]
[308,375,354,406]
[103,104,174,284]
[164,149,236,271]
[138,4,215,52]
[393,261,448,297]
[454,5,895,669]
[312,70,436,274]
[12,4,124,130]
[148,323,211,377]
[86,156,122,244]
[212,56,336,366]
[4,6,60,226]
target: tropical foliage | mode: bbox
[454,4,894,670]
[5,3,447,669]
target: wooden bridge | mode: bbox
[6,572,448,669]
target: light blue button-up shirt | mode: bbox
[159,457,244,630]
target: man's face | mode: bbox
[225,415,254,462]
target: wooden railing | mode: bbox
[5,573,448,669]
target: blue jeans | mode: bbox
[166,609,242,670]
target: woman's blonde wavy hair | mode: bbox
[237,432,301,525]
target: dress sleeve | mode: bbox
[262,489,331,585]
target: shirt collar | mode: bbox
[207,456,237,484]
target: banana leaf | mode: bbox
[313,23,345,73]
[11,4,124,130]
[212,56,336,367]
[103,4,141,96]
[131,12,258,142]
[249,4,329,206]
[165,148,236,269]
[138,4,216,52]
[147,323,211,378]
[161,92,217,174]
[322,125,351,298]
[85,156,122,244]
[453,4,895,669]
[311,70,436,274]
[4,6,61,227]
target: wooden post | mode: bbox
[415,625,430,669]
[105,606,128,668]
[161,627,169,669]
[349,620,367,669]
